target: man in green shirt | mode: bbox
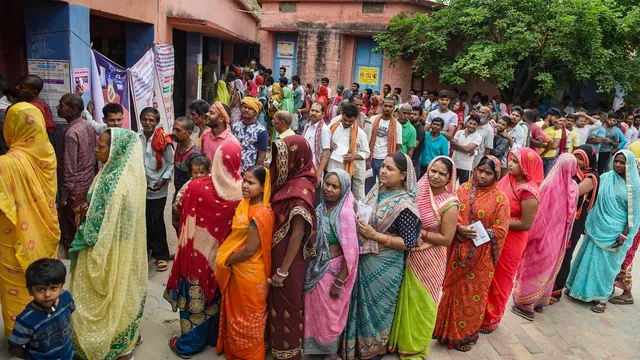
[398,103,417,157]
[291,75,303,133]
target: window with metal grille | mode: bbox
[363,3,384,13]
[279,2,297,12]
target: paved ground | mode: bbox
[0,186,638,359]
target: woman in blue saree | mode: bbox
[340,152,421,360]
[566,150,640,313]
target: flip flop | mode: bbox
[169,336,193,359]
[157,260,169,272]
[608,297,634,305]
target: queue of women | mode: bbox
[1,101,639,360]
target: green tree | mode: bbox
[374,0,640,104]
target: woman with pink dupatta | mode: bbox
[511,153,578,320]
[302,169,359,358]
[481,147,543,332]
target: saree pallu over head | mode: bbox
[566,150,640,302]
[0,102,59,270]
[0,103,59,336]
[269,135,318,360]
[303,169,359,355]
[432,155,510,347]
[270,135,318,258]
[216,167,275,360]
[280,87,295,114]
[69,128,149,360]
[165,141,243,312]
[388,156,458,358]
[215,80,231,106]
[513,153,578,314]
[359,152,420,254]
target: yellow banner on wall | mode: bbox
[358,67,380,85]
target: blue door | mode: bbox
[274,33,297,80]
[354,38,383,92]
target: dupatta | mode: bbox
[497,147,543,205]
[270,135,318,258]
[316,85,329,111]
[279,87,295,114]
[0,103,59,270]
[215,80,231,106]
[304,169,359,293]
[360,152,420,254]
[572,145,599,219]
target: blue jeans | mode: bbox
[543,158,556,177]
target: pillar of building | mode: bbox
[185,32,203,108]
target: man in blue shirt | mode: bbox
[419,117,450,176]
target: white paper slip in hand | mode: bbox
[470,221,491,247]
[357,202,373,224]
[330,143,349,163]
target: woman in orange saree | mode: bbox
[216,166,274,360]
[432,156,509,352]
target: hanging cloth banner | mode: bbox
[90,50,132,129]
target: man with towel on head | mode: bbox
[202,101,240,161]
[232,96,269,172]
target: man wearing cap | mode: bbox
[201,101,240,161]
[232,96,269,172]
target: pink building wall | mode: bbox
[260,0,498,96]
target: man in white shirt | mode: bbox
[425,90,458,140]
[474,106,495,168]
[366,98,403,193]
[328,103,370,201]
[451,115,483,184]
[572,112,602,146]
[303,102,331,185]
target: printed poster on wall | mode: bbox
[357,67,380,85]
[72,68,90,93]
[90,50,131,129]
[27,59,71,123]
[155,44,175,128]
[279,60,293,77]
[277,41,294,58]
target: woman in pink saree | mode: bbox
[302,169,358,358]
[511,153,578,320]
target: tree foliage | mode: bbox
[374,0,640,103]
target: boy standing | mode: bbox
[426,90,458,140]
[9,259,74,360]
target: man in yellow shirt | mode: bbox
[565,115,581,152]
[539,108,564,176]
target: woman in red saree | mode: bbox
[481,148,543,332]
[316,85,329,122]
[164,141,243,357]
[268,135,318,360]
[432,156,510,352]
[216,166,274,360]
[511,153,578,320]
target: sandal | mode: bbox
[157,260,169,272]
[591,302,606,313]
[455,344,473,352]
[169,336,192,359]
[608,296,634,305]
[479,327,494,334]
[510,306,534,321]
[136,334,144,345]
[549,296,560,305]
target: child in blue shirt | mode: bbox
[8,258,74,360]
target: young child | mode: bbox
[172,155,211,218]
[8,258,74,360]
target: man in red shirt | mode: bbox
[16,74,56,144]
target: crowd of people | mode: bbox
[0,66,639,360]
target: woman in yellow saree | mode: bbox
[0,102,60,337]
[70,128,148,360]
[216,165,274,359]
